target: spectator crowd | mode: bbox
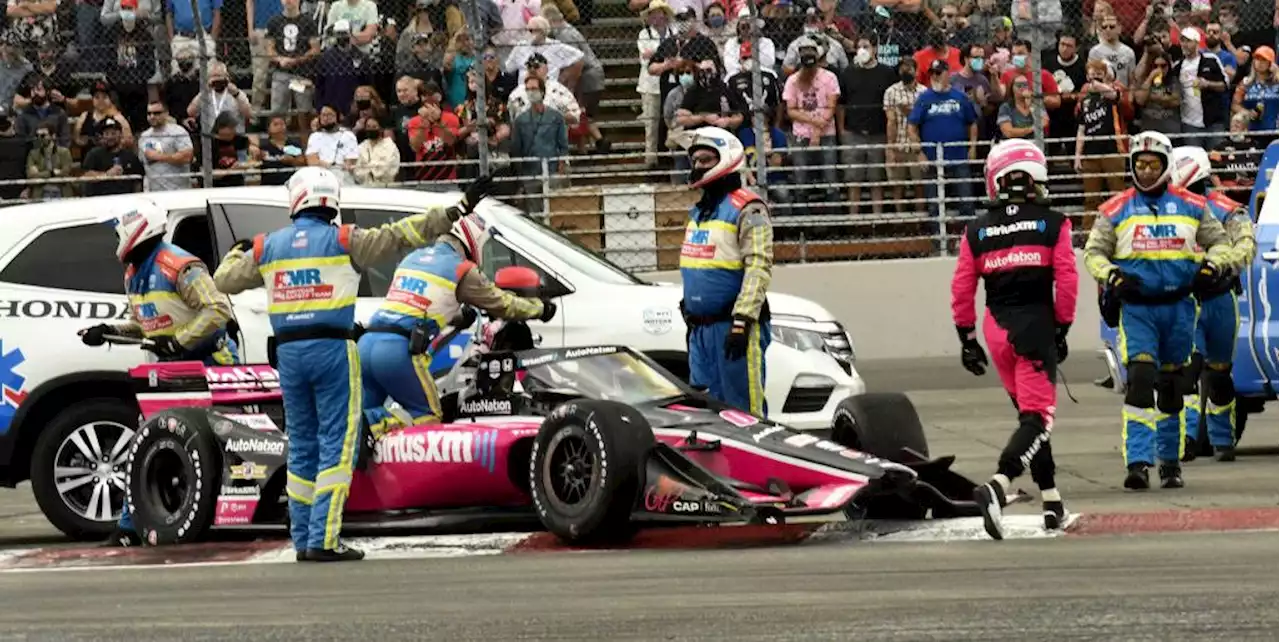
[0,0,1272,215]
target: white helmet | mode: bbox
[684,126,745,189]
[108,197,168,262]
[1129,131,1175,192]
[1169,145,1212,193]
[450,212,492,265]
[983,139,1048,201]
[285,166,342,220]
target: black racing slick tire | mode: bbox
[830,393,930,462]
[530,400,654,545]
[126,409,222,546]
[30,398,141,541]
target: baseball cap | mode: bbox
[332,19,351,33]
[1254,46,1276,63]
[929,59,949,74]
[674,7,696,20]
[100,117,123,130]
[1179,26,1200,41]
[525,52,548,68]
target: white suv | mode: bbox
[0,186,865,539]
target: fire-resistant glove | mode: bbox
[1192,260,1230,295]
[144,336,185,358]
[460,175,494,214]
[538,298,558,323]
[1055,323,1071,364]
[230,238,253,254]
[724,317,750,361]
[78,324,112,347]
[956,325,988,376]
[1106,269,1143,301]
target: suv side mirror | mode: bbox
[494,265,542,298]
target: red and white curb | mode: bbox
[0,506,1273,573]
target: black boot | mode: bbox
[973,479,1008,540]
[306,542,365,562]
[1213,446,1236,462]
[1159,463,1184,489]
[1043,500,1069,530]
[1123,463,1150,490]
[100,528,142,548]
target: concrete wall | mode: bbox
[637,252,1102,361]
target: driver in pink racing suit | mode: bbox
[950,139,1079,540]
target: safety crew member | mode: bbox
[951,139,1079,540]
[678,126,774,416]
[212,167,489,563]
[1168,145,1257,463]
[359,211,556,436]
[79,197,239,548]
[1084,131,1239,491]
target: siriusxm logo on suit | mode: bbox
[977,219,1046,240]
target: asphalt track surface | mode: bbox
[0,358,1275,640]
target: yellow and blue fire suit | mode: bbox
[360,236,544,436]
[114,242,238,533]
[1182,191,1257,448]
[1084,186,1237,467]
[213,209,454,553]
[679,188,774,416]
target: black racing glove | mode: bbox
[1192,260,1230,295]
[724,317,750,361]
[1055,323,1071,364]
[144,336,185,358]
[79,324,112,347]
[956,325,988,376]
[460,175,494,214]
[1106,269,1143,301]
[538,298,558,323]
[230,238,253,253]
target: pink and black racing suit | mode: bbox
[951,201,1078,488]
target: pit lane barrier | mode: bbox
[0,506,1274,572]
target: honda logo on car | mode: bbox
[784,433,845,452]
[226,437,285,456]
[374,430,475,464]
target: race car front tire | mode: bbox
[126,408,222,546]
[530,400,654,545]
[830,392,930,462]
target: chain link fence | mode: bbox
[0,0,1274,267]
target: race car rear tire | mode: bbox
[830,393,929,462]
[530,400,654,545]
[126,408,222,546]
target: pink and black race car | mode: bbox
[119,272,1014,547]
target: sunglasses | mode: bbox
[1101,23,1118,29]
[147,110,165,115]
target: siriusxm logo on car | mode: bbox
[373,430,501,473]
[977,219,1045,239]
[225,437,285,456]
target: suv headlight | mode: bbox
[770,314,856,372]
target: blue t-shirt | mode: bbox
[445,55,476,108]
[253,0,282,30]
[167,0,222,33]
[907,87,976,162]
[1241,80,1279,134]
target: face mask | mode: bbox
[970,58,983,72]
[356,99,371,110]
[37,135,50,146]
[1230,132,1245,142]
[854,47,871,65]
[899,70,914,83]
[322,121,337,131]
[1012,54,1026,69]
[741,58,754,72]
[678,73,694,87]
[803,26,819,34]
[679,21,695,34]
[31,93,47,106]
[707,15,724,28]
[697,70,718,85]
[362,130,381,141]
[178,60,194,73]
[210,79,228,92]
[0,118,11,131]
[801,54,819,67]
[528,90,544,104]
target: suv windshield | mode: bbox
[521,351,682,404]
[495,208,646,286]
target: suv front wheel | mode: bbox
[30,399,139,540]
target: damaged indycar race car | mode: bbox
[116,268,1021,546]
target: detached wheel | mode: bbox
[830,393,930,521]
[830,393,929,461]
[529,400,654,544]
[30,399,139,540]
[126,408,222,546]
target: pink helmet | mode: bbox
[983,139,1048,201]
